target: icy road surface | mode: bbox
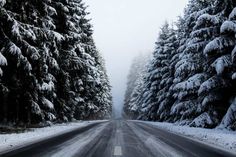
[1,120,236,157]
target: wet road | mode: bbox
[1,120,236,157]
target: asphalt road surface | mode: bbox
[1,120,236,157]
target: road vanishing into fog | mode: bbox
[1,120,236,157]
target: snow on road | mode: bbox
[136,121,236,153]
[50,122,109,157]
[0,120,107,154]
[127,122,184,157]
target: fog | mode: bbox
[86,0,189,118]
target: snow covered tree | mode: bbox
[206,5,236,130]
[136,23,175,121]
[0,0,112,125]
[123,0,236,130]
[52,0,112,120]
[195,0,236,128]
[93,55,112,119]
[0,0,61,124]
[123,53,149,119]
[155,25,179,122]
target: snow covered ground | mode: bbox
[137,121,236,152]
[0,120,108,154]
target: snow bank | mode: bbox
[138,121,236,152]
[0,120,107,154]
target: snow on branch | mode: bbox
[204,37,235,57]
[0,52,7,66]
[0,68,3,76]
[190,112,216,128]
[211,55,232,75]
[198,76,230,96]
[229,8,236,20]
[0,0,6,7]
[8,42,22,56]
[42,97,54,111]
[220,21,236,34]
[219,97,236,130]
[174,73,208,92]
[194,14,219,30]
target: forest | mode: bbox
[124,0,236,130]
[0,0,112,126]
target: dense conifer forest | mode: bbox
[124,0,236,130]
[0,0,112,126]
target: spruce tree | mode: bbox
[123,54,149,119]
[0,0,112,125]
[196,0,236,128]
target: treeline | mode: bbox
[124,0,236,130]
[0,0,112,125]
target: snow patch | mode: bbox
[0,121,108,154]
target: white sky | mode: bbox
[86,0,189,118]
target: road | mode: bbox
[1,120,236,157]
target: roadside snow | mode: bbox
[0,120,107,154]
[128,122,184,157]
[137,121,236,152]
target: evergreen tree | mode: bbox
[123,53,149,119]
[171,0,218,127]
[205,4,236,130]
[156,26,179,122]
[137,23,174,121]
[196,0,236,127]
[123,0,236,129]
[0,0,112,125]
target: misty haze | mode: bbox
[0,0,236,157]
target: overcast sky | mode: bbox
[86,0,189,117]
